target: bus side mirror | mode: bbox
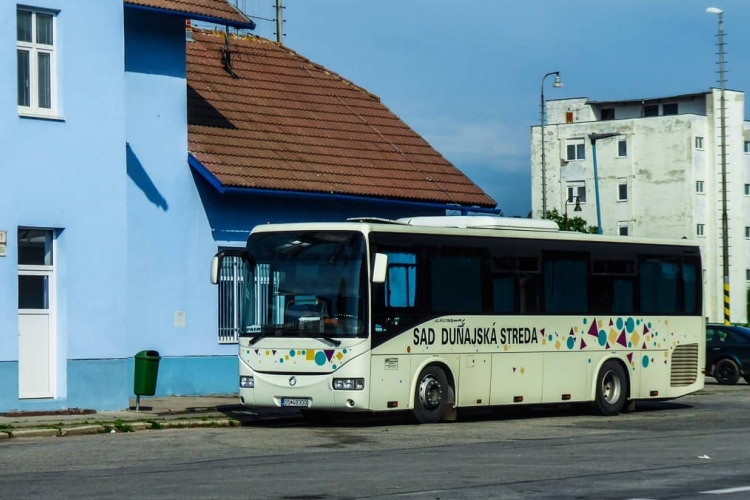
[210,248,254,285]
[372,253,388,283]
[210,255,221,285]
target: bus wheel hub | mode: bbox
[419,375,442,409]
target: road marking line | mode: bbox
[701,485,750,495]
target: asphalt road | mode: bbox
[2,380,750,500]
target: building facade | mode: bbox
[1,0,495,412]
[530,90,749,324]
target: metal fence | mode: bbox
[218,256,244,343]
[217,257,271,343]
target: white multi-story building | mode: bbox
[530,89,749,323]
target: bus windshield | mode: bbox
[241,230,367,340]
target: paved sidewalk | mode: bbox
[0,396,299,440]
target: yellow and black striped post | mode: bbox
[723,277,731,325]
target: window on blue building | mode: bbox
[17,7,57,116]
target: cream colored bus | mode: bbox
[210,216,704,424]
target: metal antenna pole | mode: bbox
[717,11,730,325]
[707,7,730,324]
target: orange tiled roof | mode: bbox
[124,0,253,28]
[187,31,497,208]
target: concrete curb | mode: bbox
[60,425,107,436]
[160,418,238,429]
[10,428,60,438]
[0,418,243,439]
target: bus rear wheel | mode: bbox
[595,360,628,416]
[413,366,449,424]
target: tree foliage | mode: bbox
[543,208,598,234]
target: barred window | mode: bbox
[217,254,248,343]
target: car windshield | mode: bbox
[239,230,367,339]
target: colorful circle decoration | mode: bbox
[626,317,635,333]
[598,330,607,346]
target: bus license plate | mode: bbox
[281,398,311,408]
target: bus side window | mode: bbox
[431,253,483,314]
[518,274,542,314]
[682,262,699,314]
[543,253,588,314]
[590,258,636,314]
[640,258,679,313]
[492,275,515,313]
[490,252,541,314]
[385,253,416,308]
[371,252,417,334]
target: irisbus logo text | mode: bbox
[413,326,539,346]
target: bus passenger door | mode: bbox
[458,354,491,406]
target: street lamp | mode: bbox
[589,132,622,235]
[564,195,582,230]
[707,6,730,325]
[540,71,563,216]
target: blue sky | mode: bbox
[233,0,750,216]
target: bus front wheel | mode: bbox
[595,360,628,416]
[413,366,449,424]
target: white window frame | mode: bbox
[617,223,629,236]
[617,179,628,202]
[696,224,705,237]
[566,181,586,204]
[696,181,705,194]
[745,184,750,196]
[17,7,59,118]
[695,137,704,150]
[617,139,627,158]
[746,269,750,282]
[566,138,586,161]
[745,227,750,239]
[744,141,750,154]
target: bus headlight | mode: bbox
[333,378,365,390]
[239,376,254,389]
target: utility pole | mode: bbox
[276,0,284,44]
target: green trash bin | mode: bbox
[134,350,161,397]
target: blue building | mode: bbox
[0,0,496,412]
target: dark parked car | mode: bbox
[705,323,750,385]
